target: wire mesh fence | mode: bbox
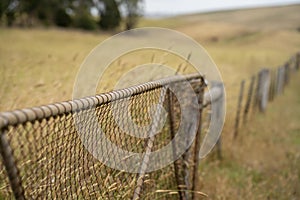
[0,74,209,200]
[0,52,299,200]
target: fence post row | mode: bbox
[234,80,245,139]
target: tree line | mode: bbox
[0,0,143,30]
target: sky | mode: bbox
[144,0,300,16]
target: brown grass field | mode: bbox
[0,4,300,200]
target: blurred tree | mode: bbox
[0,0,18,26]
[70,0,97,30]
[0,0,144,30]
[95,0,121,30]
[6,10,15,26]
[121,0,143,30]
[0,0,9,22]
[54,8,72,27]
[18,0,41,26]
[74,13,97,30]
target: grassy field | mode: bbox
[198,72,300,199]
[0,4,300,200]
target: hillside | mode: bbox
[140,4,300,30]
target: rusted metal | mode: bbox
[0,73,205,200]
[0,73,202,129]
[0,128,25,200]
[234,80,245,139]
[243,76,255,124]
[132,87,168,200]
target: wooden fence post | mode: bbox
[167,87,186,200]
[215,86,224,158]
[296,52,300,71]
[234,80,245,139]
[284,62,290,87]
[191,78,205,200]
[276,67,285,95]
[257,69,270,113]
[268,69,276,102]
[202,82,224,160]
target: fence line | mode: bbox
[232,52,300,139]
[0,52,299,199]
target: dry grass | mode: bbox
[0,28,109,111]
[198,73,300,199]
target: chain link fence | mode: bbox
[0,74,211,200]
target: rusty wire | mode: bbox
[0,74,206,200]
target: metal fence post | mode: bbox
[0,129,25,200]
[243,76,255,124]
[233,80,245,139]
[252,72,260,113]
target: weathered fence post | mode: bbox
[212,82,224,160]
[191,78,205,200]
[276,67,285,95]
[234,80,245,139]
[243,76,255,124]
[202,82,224,159]
[268,69,276,102]
[296,52,300,71]
[252,74,260,113]
[284,62,290,87]
[167,87,186,200]
[257,69,271,113]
